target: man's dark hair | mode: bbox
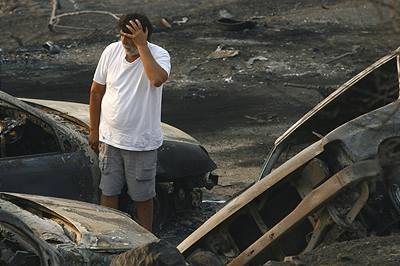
[118,13,153,41]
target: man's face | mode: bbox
[120,33,138,56]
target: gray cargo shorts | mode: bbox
[98,142,157,201]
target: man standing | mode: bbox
[89,13,170,231]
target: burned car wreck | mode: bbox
[178,47,400,265]
[0,92,217,223]
[0,192,186,266]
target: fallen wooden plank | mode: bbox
[228,160,380,265]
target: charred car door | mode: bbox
[0,92,98,203]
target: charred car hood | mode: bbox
[0,192,157,251]
[20,98,200,145]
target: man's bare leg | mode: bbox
[100,194,119,209]
[135,198,153,232]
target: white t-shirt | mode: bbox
[93,41,171,151]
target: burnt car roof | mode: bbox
[0,192,157,251]
[276,47,400,147]
[20,98,200,145]
[258,47,400,179]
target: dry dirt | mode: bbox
[2,0,400,264]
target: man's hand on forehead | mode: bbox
[126,19,144,33]
[120,19,148,47]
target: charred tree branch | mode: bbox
[48,0,120,32]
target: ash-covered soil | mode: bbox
[2,0,400,264]
[297,235,400,266]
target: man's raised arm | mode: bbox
[123,19,168,87]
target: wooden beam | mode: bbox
[228,160,380,266]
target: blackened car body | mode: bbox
[0,91,217,223]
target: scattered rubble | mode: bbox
[161,18,172,29]
[173,17,189,25]
[218,9,234,19]
[43,41,61,54]
[246,55,268,67]
[215,18,256,31]
[224,76,233,83]
[188,45,239,75]
[207,45,239,60]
